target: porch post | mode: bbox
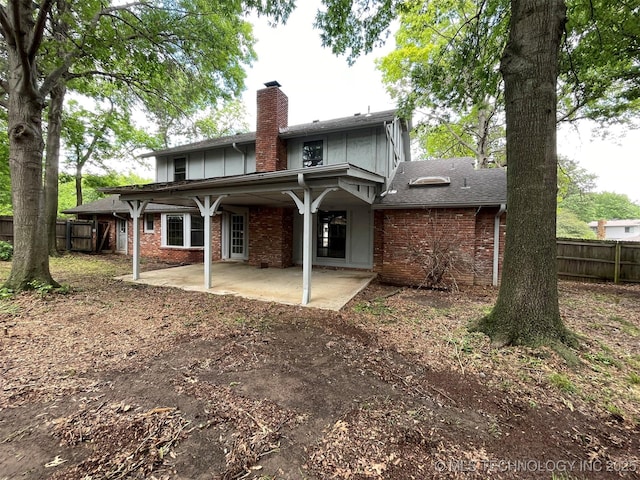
[203,196,212,289]
[125,200,149,280]
[301,187,312,305]
[193,195,227,289]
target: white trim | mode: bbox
[161,213,205,249]
[143,213,155,233]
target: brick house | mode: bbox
[66,82,506,303]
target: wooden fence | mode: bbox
[0,216,93,252]
[557,238,640,284]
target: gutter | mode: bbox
[493,203,507,286]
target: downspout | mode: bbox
[493,204,507,286]
[232,142,247,173]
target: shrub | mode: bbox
[0,240,13,261]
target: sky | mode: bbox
[242,2,640,204]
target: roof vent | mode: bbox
[408,176,451,187]
[264,80,281,88]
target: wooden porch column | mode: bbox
[193,195,227,289]
[125,200,149,280]
[284,177,337,305]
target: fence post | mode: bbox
[614,241,621,284]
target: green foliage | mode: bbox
[0,241,13,261]
[562,191,640,222]
[27,280,70,297]
[0,117,11,216]
[548,373,577,394]
[58,172,152,215]
[322,0,640,163]
[556,209,596,239]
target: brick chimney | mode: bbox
[255,81,288,172]
[597,219,606,239]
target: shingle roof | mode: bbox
[279,110,399,138]
[139,110,401,158]
[62,195,196,215]
[375,158,506,209]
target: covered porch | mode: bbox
[116,262,376,311]
[104,163,385,306]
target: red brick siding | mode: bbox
[375,208,503,287]
[474,207,505,285]
[248,207,294,268]
[255,86,288,172]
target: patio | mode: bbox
[116,262,377,311]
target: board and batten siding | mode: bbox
[292,206,374,269]
[155,145,257,182]
[286,126,388,176]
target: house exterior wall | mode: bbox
[248,207,294,268]
[286,126,388,176]
[132,212,222,264]
[373,208,504,287]
[292,205,374,269]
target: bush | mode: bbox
[0,240,13,261]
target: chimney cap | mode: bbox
[264,80,281,88]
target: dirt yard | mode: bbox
[1,254,639,479]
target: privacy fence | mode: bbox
[557,238,640,284]
[0,216,94,253]
[1,216,639,283]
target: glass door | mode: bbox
[230,213,246,259]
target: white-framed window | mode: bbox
[144,213,154,233]
[174,157,186,181]
[161,213,204,248]
[303,139,323,167]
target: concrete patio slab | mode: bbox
[116,262,376,311]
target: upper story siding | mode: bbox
[151,83,410,184]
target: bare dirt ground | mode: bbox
[1,254,639,479]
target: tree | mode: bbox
[473,0,573,346]
[0,0,294,290]
[563,191,640,222]
[374,0,640,164]
[317,0,583,345]
[557,209,596,238]
[61,98,159,206]
[376,0,508,166]
[57,171,152,216]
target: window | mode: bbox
[163,213,204,248]
[166,215,184,246]
[174,157,186,181]
[303,140,323,167]
[317,211,347,258]
[144,213,154,232]
[190,215,204,247]
[625,226,632,233]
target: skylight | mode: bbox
[408,176,451,187]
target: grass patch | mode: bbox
[610,316,640,337]
[353,298,393,317]
[627,372,640,385]
[548,373,577,394]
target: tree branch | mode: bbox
[10,0,33,93]
[0,5,11,40]
[28,0,55,61]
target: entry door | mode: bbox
[229,213,246,259]
[116,218,127,253]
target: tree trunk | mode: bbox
[5,84,57,290]
[75,164,83,206]
[45,83,67,256]
[4,1,58,290]
[475,0,571,346]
